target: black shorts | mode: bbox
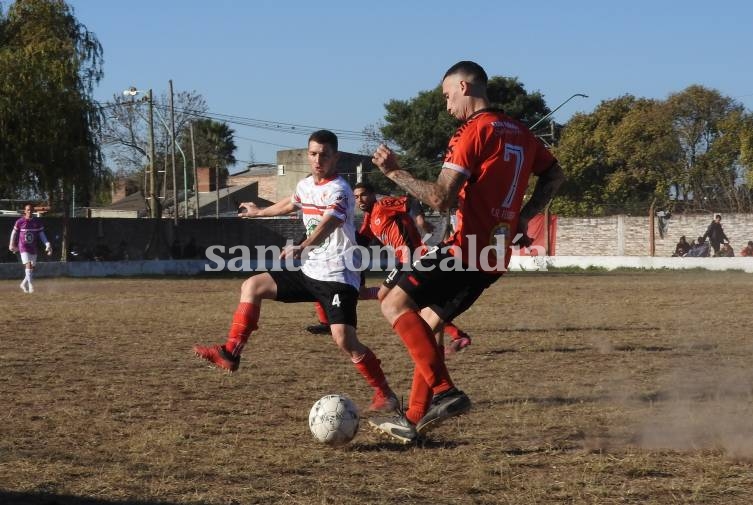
[270,269,359,327]
[393,247,500,322]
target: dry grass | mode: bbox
[2,270,753,504]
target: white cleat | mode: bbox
[19,282,29,293]
[27,283,34,293]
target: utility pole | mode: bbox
[147,89,158,218]
[169,79,178,224]
[190,122,199,218]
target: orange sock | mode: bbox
[224,302,259,356]
[314,302,329,325]
[444,323,461,340]
[352,348,388,391]
[405,366,432,425]
[393,311,453,396]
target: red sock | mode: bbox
[444,323,461,340]
[314,302,329,325]
[393,311,453,395]
[224,302,259,356]
[352,347,388,391]
[405,366,432,425]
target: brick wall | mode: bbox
[556,213,753,256]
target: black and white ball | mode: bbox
[308,394,359,446]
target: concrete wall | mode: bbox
[1,215,305,263]
[555,213,753,256]
[4,212,752,267]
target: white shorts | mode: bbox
[20,252,37,265]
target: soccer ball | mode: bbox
[308,394,359,446]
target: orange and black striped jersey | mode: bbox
[358,196,424,264]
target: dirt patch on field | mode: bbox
[1,270,752,504]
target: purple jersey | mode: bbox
[12,217,46,255]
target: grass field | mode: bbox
[2,270,753,504]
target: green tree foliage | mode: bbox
[0,0,104,209]
[553,87,753,216]
[665,85,750,212]
[185,118,237,182]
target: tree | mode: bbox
[185,118,237,182]
[551,96,653,215]
[553,86,753,216]
[100,89,208,199]
[665,85,749,212]
[0,0,104,210]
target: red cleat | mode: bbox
[193,344,240,372]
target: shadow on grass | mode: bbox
[354,437,466,452]
[0,491,182,505]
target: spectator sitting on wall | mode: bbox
[740,241,753,257]
[702,214,729,255]
[672,235,691,257]
[686,236,710,257]
[718,242,735,257]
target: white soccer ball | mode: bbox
[308,394,360,446]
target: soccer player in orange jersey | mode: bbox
[353,182,472,354]
[369,61,565,443]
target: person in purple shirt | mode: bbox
[8,203,52,293]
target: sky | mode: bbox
[55,0,753,173]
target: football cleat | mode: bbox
[416,387,471,434]
[306,323,330,335]
[445,334,471,356]
[192,344,240,372]
[368,411,418,444]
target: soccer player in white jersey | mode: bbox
[193,130,399,414]
[8,203,52,293]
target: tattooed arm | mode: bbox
[372,144,466,212]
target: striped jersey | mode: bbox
[292,175,361,289]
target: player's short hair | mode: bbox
[443,61,488,87]
[308,130,338,152]
[715,214,722,220]
[354,182,375,194]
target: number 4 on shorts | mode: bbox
[331,294,341,307]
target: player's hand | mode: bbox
[280,244,303,260]
[513,233,533,248]
[514,218,533,247]
[238,202,261,218]
[372,144,400,175]
[45,244,53,255]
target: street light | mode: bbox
[124,86,188,219]
[530,93,589,131]
[123,87,158,218]
[150,106,189,218]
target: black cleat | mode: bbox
[416,387,471,434]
